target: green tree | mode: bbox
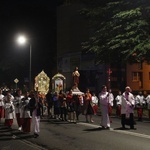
[81,0,150,65]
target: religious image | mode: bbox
[55,78,63,92]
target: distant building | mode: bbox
[126,62,150,94]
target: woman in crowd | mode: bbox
[58,90,67,121]
[66,90,76,123]
[83,88,94,123]
[53,92,61,120]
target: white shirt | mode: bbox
[108,93,114,107]
[145,95,150,109]
[135,95,145,106]
[121,92,135,114]
[0,94,4,106]
[92,96,99,105]
[115,95,122,105]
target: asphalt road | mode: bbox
[0,114,150,150]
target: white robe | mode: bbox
[121,92,135,115]
[20,98,32,118]
[13,96,24,113]
[99,91,110,128]
[4,102,15,119]
[115,95,122,105]
[135,95,145,107]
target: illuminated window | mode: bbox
[132,72,143,88]
[132,72,142,81]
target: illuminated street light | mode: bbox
[17,36,27,44]
[17,35,32,90]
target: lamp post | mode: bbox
[17,35,32,90]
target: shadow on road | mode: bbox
[83,127,104,132]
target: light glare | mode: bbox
[17,36,27,44]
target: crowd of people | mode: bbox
[1,84,150,138]
[99,85,150,130]
[0,89,42,138]
[1,66,150,140]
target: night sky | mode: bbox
[0,0,57,88]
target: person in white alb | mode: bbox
[92,92,99,115]
[108,89,114,123]
[4,93,15,128]
[20,91,32,133]
[135,91,146,121]
[121,86,136,130]
[98,85,110,129]
[3,90,14,104]
[13,89,24,131]
[115,91,122,117]
[0,89,4,122]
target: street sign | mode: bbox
[14,78,19,84]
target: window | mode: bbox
[132,72,142,81]
[132,72,143,88]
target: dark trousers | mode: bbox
[121,113,134,128]
[60,107,67,120]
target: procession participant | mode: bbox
[115,91,122,117]
[38,93,46,118]
[53,92,61,120]
[98,85,110,129]
[72,67,80,86]
[29,91,42,138]
[46,90,53,118]
[0,89,4,122]
[108,89,114,123]
[83,88,94,123]
[4,94,15,129]
[91,92,99,115]
[75,94,82,121]
[145,91,150,119]
[13,89,24,131]
[78,94,84,115]
[58,90,67,121]
[135,91,146,121]
[20,91,32,133]
[66,89,76,123]
[121,86,136,130]
[3,90,14,103]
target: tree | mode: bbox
[81,0,150,65]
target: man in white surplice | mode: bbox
[121,86,135,129]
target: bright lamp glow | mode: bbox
[17,36,27,44]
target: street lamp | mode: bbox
[17,35,32,91]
